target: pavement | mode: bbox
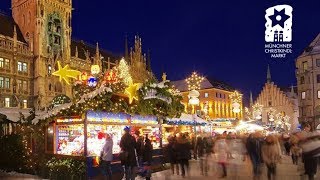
[0,154,318,180]
[141,154,315,180]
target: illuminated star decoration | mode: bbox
[268,8,290,28]
[186,72,205,91]
[125,83,142,104]
[52,61,81,85]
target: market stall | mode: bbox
[163,113,207,144]
[49,111,160,156]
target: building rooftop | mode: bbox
[298,33,320,57]
[71,39,121,63]
[0,12,26,43]
[171,77,235,92]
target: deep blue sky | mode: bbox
[1,0,320,106]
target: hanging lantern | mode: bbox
[88,76,97,87]
[189,97,199,105]
[80,72,88,81]
[91,65,100,75]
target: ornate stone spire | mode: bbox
[162,72,167,81]
[93,42,102,68]
[125,34,129,62]
[75,46,78,58]
[267,64,272,83]
[13,25,17,50]
[250,91,253,107]
[146,49,151,71]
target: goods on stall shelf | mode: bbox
[51,111,161,157]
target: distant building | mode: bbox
[254,65,299,130]
[171,77,243,120]
[295,33,320,129]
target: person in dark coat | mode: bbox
[142,135,153,180]
[195,136,205,175]
[120,126,137,180]
[246,132,263,180]
[175,133,192,178]
[167,136,179,175]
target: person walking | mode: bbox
[214,135,228,178]
[290,135,301,165]
[296,123,320,180]
[202,136,213,176]
[195,136,205,175]
[142,135,153,180]
[175,133,192,178]
[120,126,137,180]
[246,132,263,180]
[166,136,179,175]
[100,133,113,180]
[261,134,281,180]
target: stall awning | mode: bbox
[166,113,207,125]
[0,108,31,122]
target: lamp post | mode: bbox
[186,72,204,136]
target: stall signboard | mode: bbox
[56,117,83,123]
[131,114,158,125]
[87,111,131,123]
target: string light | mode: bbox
[185,72,205,91]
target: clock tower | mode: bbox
[11,0,73,109]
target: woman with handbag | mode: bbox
[261,134,281,180]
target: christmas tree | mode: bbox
[118,58,133,85]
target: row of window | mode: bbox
[3,98,28,108]
[0,58,28,72]
[0,77,10,89]
[18,62,28,72]
[0,58,10,69]
[202,92,227,99]
[301,90,320,100]
[300,75,320,84]
[17,80,28,91]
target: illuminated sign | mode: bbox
[86,111,158,125]
[56,117,83,123]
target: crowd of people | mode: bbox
[98,123,320,180]
[164,122,320,180]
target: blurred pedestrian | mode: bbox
[296,123,320,180]
[176,133,192,178]
[167,136,179,175]
[290,135,301,165]
[195,136,205,175]
[261,134,281,180]
[246,132,263,180]
[214,135,228,178]
[100,133,113,180]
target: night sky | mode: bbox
[1,0,320,106]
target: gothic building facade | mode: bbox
[254,66,299,130]
[0,0,152,114]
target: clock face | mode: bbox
[47,13,63,56]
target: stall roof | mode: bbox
[0,108,31,122]
[167,113,207,125]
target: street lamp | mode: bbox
[186,72,204,135]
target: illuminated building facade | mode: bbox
[172,77,243,120]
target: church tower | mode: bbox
[11,0,72,109]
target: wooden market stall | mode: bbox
[45,110,164,178]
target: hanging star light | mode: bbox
[186,72,205,91]
[125,83,142,104]
[52,61,81,85]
